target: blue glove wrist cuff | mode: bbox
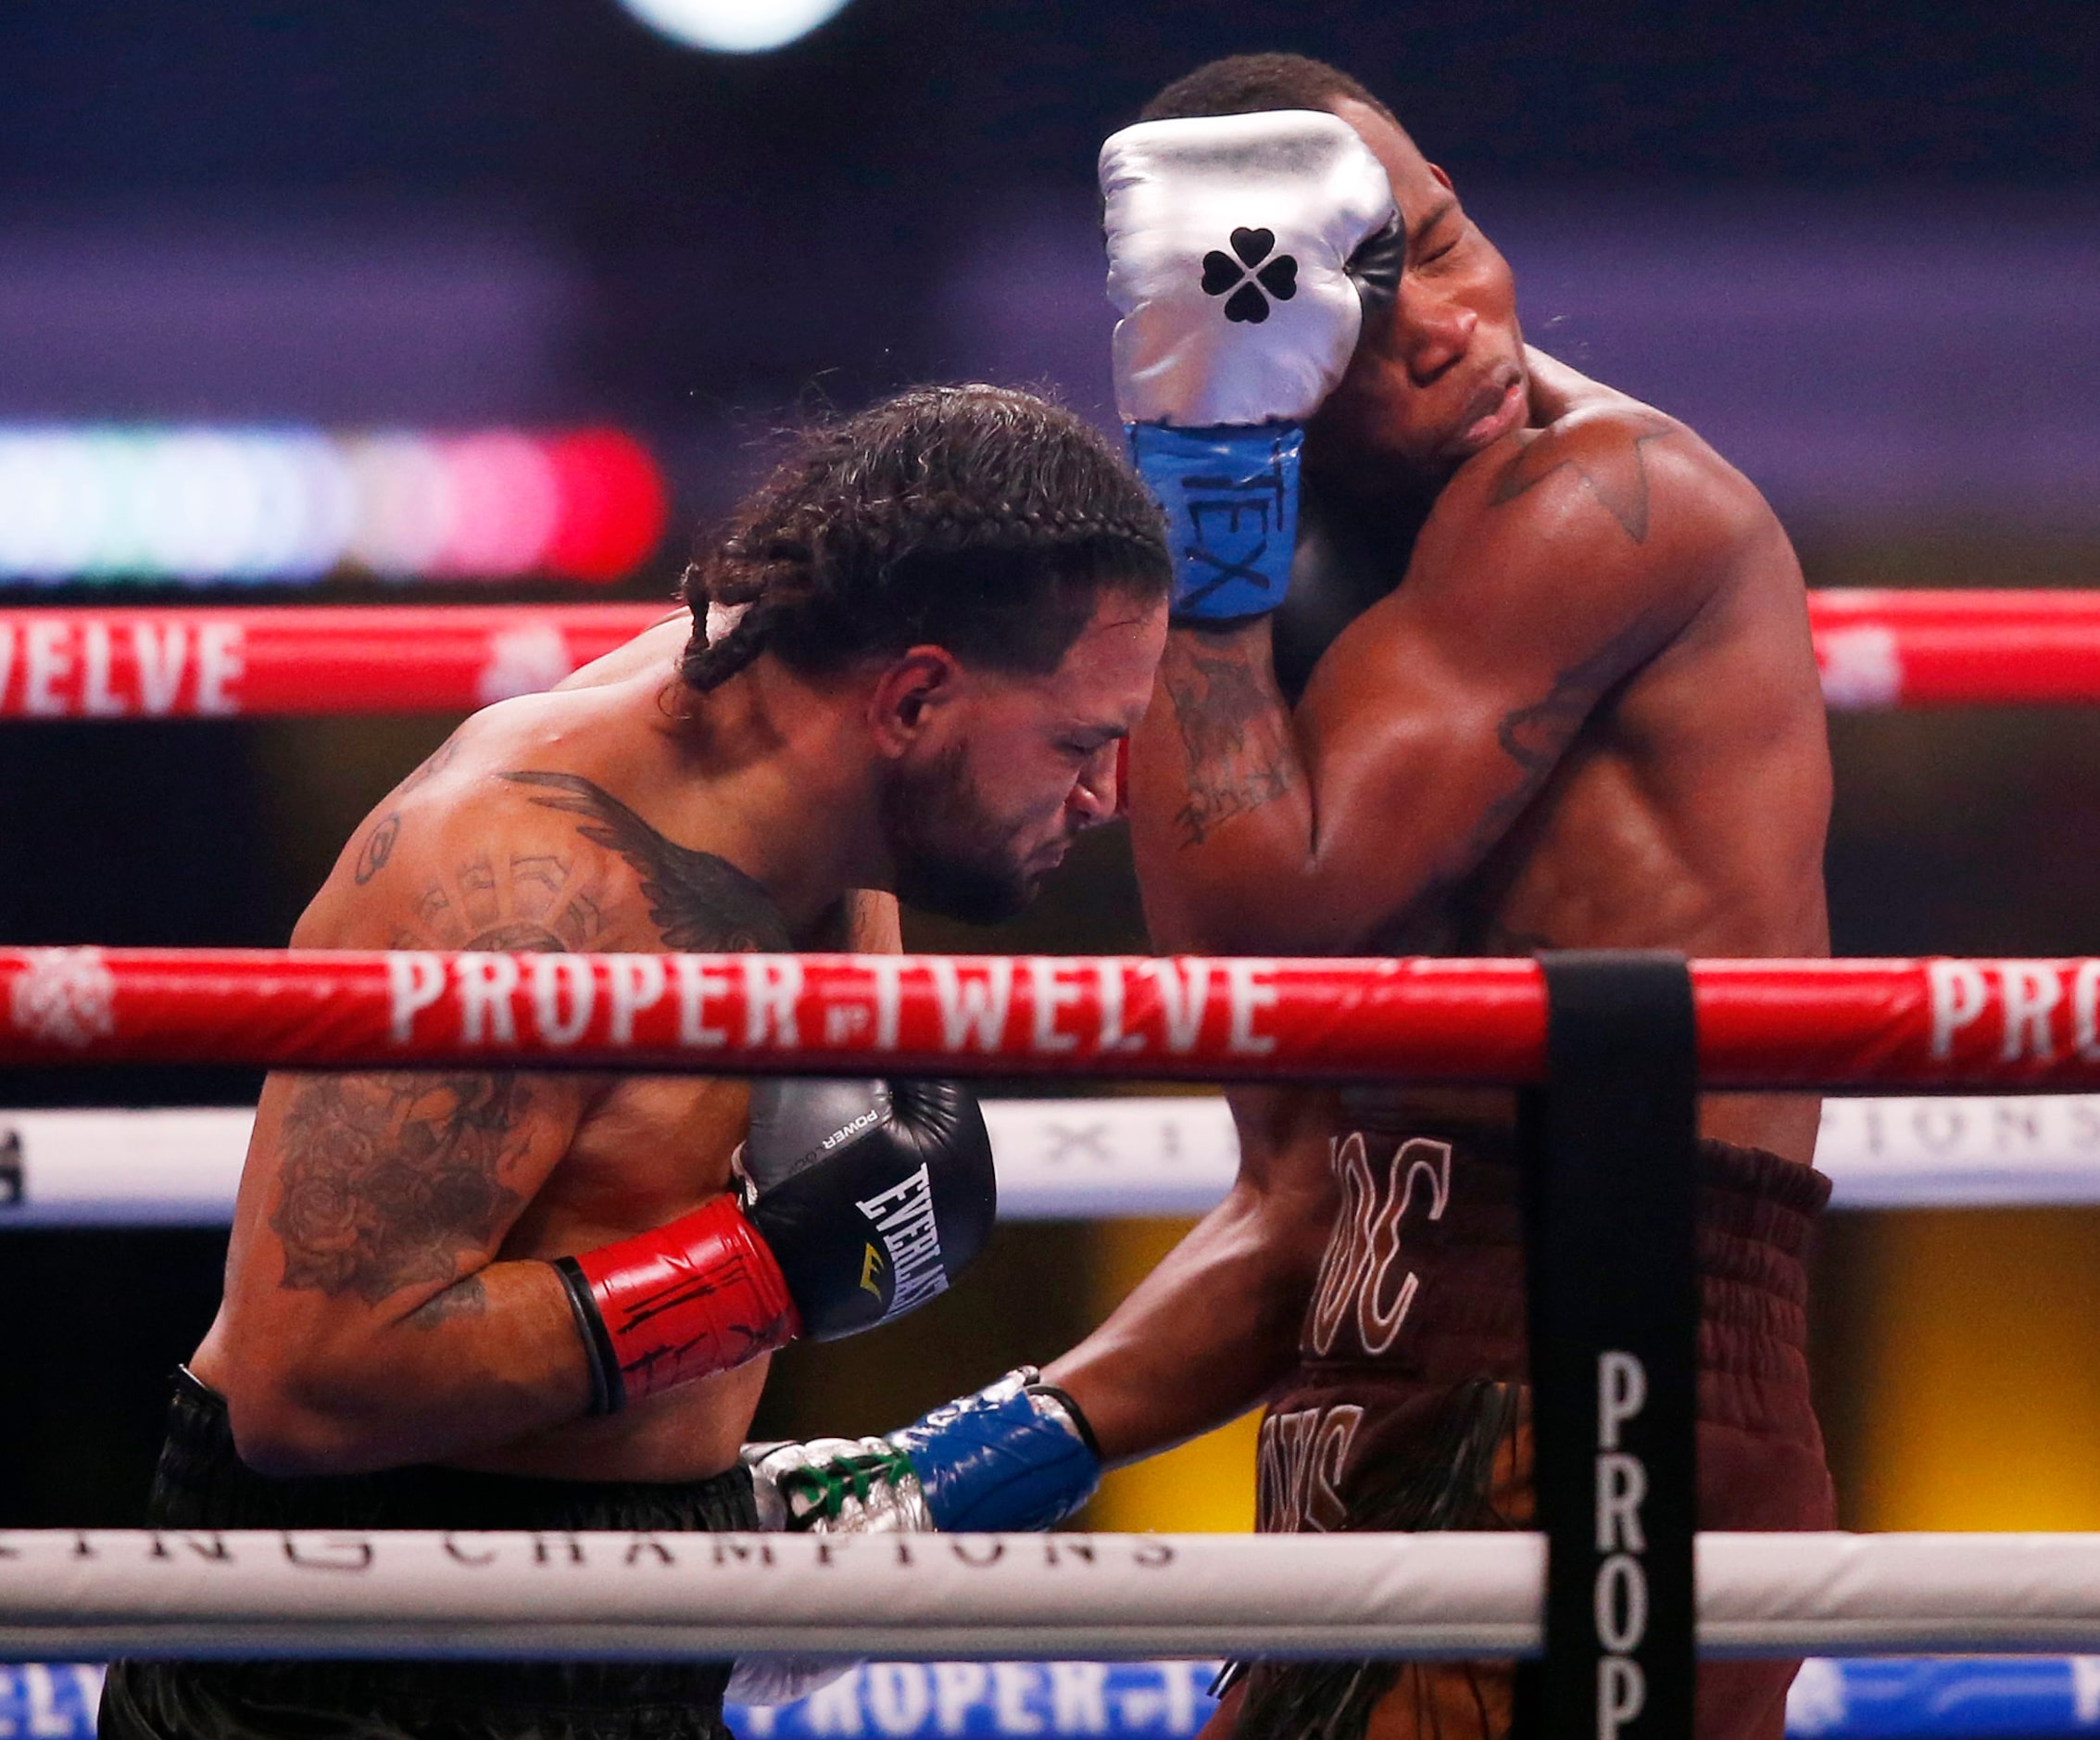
[889,1375,1102,1532]
[1128,422,1303,622]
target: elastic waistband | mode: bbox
[1327,1123,1827,1254]
[1294,1126,1828,1387]
[154,1367,757,1534]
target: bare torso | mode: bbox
[1340,356,1828,1156]
[1133,350,1831,1159]
[1052,354,1832,1468]
[194,621,899,1482]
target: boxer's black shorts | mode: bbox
[99,1368,757,1740]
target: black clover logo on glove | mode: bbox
[1201,227,1299,324]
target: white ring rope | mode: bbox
[5,1531,2100,1662]
[6,1096,2100,1227]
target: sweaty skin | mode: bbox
[1047,97,1830,1469]
[195,600,1163,1483]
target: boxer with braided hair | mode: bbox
[101,382,1170,1740]
[681,384,1170,696]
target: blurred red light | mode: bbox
[542,429,670,584]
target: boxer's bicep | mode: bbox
[1289,473,1703,940]
[213,1066,596,1470]
[1297,593,1639,908]
[252,1068,584,1314]
[228,801,608,1359]
[1226,1086,1343,1210]
[1224,1087,1347,1293]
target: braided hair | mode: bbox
[679,385,1171,693]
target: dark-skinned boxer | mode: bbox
[757,56,1834,1740]
[96,385,1172,1740]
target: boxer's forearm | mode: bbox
[1133,618,1476,957]
[1130,621,1327,954]
[215,1258,596,1476]
[1135,595,1603,956]
[1043,1178,1326,1465]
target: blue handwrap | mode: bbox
[1128,422,1304,622]
[889,1371,1102,1532]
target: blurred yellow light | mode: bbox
[1856,1207,2100,1530]
[1080,1217,1261,1534]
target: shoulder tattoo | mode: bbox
[1487,413,1675,545]
[395,842,612,954]
[346,737,465,890]
[500,770,793,952]
[353,814,400,885]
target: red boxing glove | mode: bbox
[554,1196,800,1415]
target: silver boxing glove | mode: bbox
[1100,110,1398,622]
[731,1373,1100,1703]
[743,1434,937,1534]
[744,1368,1100,1537]
[1101,109,1397,431]
[726,1433,936,1708]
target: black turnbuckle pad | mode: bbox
[1515,952,1698,1740]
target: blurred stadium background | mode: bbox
[4,0,2100,1540]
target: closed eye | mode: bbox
[1412,202,1465,267]
[1418,228,1465,267]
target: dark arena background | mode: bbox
[4,3,2100,1734]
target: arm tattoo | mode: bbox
[1465,627,1650,862]
[500,771,793,951]
[1378,637,1642,948]
[396,737,462,798]
[271,1074,531,1306]
[1497,637,1629,777]
[349,739,463,889]
[353,814,400,885]
[1488,414,1674,544]
[406,1273,489,1329]
[1163,644,1300,847]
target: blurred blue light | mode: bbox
[615,0,851,53]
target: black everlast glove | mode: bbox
[738,1078,997,1341]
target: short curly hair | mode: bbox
[1140,53,1397,128]
[679,385,1171,693]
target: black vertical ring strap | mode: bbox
[1514,952,1698,1740]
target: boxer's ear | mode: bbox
[866,645,965,756]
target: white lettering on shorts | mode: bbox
[1306,1135,1452,1359]
[1256,1405,1362,1533]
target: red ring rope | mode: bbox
[1810,590,2100,708]
[6,948,2099,1090]
[0,604,662,720]
[0,593,2097,717]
